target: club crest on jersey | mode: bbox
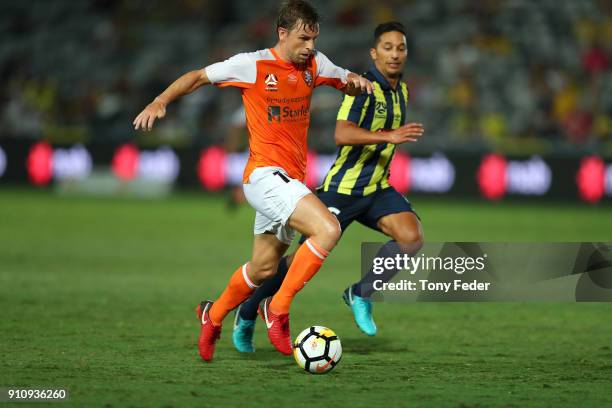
[302,69,313,87]
[264,73,278,91]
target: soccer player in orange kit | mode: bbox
[133,0,373,362]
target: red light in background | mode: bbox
[0,146,6,178]
[112,144,139,181]
[305,150,318,188]
[576,156,605,203]
[478,154,507,200]
[27,142,53,186]
[389,151,410,194]
[198,146,226,190]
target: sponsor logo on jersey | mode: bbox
[267,105,310,123]
[268,106,281,123]
[282,105,309,121]
[375,101,387,115]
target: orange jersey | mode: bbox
[205,48,348,182]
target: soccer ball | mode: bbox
[293,326,342,374]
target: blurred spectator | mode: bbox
[582,41,609,75]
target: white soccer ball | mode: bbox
[293,326,342,374]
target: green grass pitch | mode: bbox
[1,188,611,407]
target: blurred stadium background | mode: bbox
[2,0,612,202]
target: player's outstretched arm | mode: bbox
[335,120,424,146]
[133,70,211,131]
[343,72,374,96]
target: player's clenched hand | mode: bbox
[386,123,424,144]
[345,72,374,96]
[133,99,167,131]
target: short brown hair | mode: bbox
[276,0,319,32]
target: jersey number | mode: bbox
[273,171,290,183]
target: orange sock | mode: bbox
[209,263,258,326]
[269,239,329,315]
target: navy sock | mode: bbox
[353,241,402,299]
[238,257,289,321]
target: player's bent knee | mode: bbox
[396,230,423,245]
[393,228,424,253]
[321,217,342,244]
[309,217,341,251]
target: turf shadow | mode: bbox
[233,349,294,365]
[341,336,399,355]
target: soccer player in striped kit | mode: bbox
[133,0,374,361]
[233,22,424,351]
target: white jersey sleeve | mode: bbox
[313,50,349,89]
[204,52,260,89]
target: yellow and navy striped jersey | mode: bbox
[321,67,409,196]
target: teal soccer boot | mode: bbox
[342,285,377,336]
[232,305,256,353]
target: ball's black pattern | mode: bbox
[294,326,341,373]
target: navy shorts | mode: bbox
[299,187,418,243]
